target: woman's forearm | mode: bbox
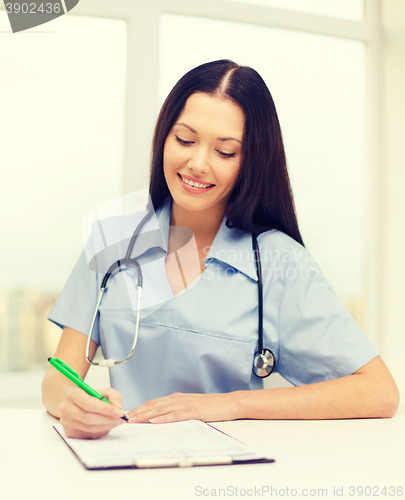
[41,369,77,418]
[42,327,99,418]
[125,356,399,424]
[234,357,399,420]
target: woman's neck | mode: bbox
[170,201,225,243]
[165,200,226,293]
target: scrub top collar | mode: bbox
[152,197,259,282]
[205,215,259,282]
[122,199,171,263]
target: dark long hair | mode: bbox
[149,59,304,246]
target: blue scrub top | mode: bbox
[48,198,378,410]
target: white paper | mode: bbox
[54,420,267,469]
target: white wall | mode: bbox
[381,0,405,408]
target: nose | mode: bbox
[188,145,210,175]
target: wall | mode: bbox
[381,0,405,408]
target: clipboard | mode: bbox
[53,420,275,470]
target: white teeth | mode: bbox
[181,176,212,188]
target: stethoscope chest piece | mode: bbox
[253,349,275,378]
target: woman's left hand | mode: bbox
[127,392,240,424]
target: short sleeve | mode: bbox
[47,204,165,346]
[47,249,101,344]
[271,244,378,386]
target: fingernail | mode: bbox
[113,409,123,417]
[129,416,137,423]
[149,417,158,423]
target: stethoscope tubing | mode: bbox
[85,207,154,367]
[252,233,264,354]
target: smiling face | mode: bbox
[163,92,245,222]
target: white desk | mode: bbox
[1,410,404,500]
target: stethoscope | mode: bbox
[85,208,276,378]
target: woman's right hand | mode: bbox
[58,386,126,439]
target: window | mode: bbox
[220,0,364,21]
[0,12,127,371]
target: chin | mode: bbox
[174,198,213,213]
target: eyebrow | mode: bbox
[175,122,242,144]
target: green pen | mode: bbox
[48,357,128,421]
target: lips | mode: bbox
[177,174,215,193]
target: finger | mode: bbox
[69,402,124,427]
[66,387,125,419]
[129,409,165,423]
[127,393,183,421]
[128,401,171,422]
[149,410,195,424]
[99,387,124,409]
[58,387,126,439]
[63,417,123,437]
[98,387,128,420]
[60,400,125,438]
[59,395,123,427]
[64,428,111,439]
[62,417,122,439]
[129,399,192,423]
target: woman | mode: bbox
[42,60,399,439]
